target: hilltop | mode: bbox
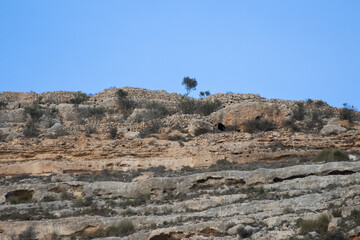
[0,87,360,239]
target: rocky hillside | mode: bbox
[0,87,360,239]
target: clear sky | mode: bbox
[1,1,359,107]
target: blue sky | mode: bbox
[0,1,359,107]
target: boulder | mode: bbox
[208,102,292,130]
[125,131,140,140]
[6,102,20,110]
[47,123,64,133]
[98,98,117,109]
[40,116,61,129]
[128,108,149,122]
[349,226,360,240]
[320,124,347,136]
[56,104,77,121]
[188,119,217,136]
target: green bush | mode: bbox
[178,97,197,114]
[145,101,169,118]
[293,102,306,121]
[243,119,276,133]
[313,149,349,162]
[116,89,128,100]
[24,105,44,122]
[116,89,137,117]
[108,127,117,139]
[299,214,329,234]
[304,110,324,133]
[23,121,40,138]
[70,92,89,105]
[314,100,327,107]
[282,119,300,132]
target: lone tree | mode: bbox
[182,77,198,96]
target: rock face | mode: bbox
[0,87,360,240]
[56,104,77,121]
[1,161,360,239]
[0,109,25,123]
[208,102,292,130]
[320,124,347,136]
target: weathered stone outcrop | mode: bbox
[320,124,347,136]
[208,102,292,130]
[0,109,25,123]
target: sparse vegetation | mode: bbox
[340,103,357,123]
[197,99,222,116]
[293,102,305,121]
[108,127,117,139]
[133,101,170,122]
[85,125,97,135]
[178,97,197,114]
[72,197,93,207]
[243,119,276,133]
[313,149,349,162]
[70,92,89,105]
[177,97,221,116]
[299,214,329,235]
[48,128,69,139]
[102,220,134,237]
[24,105,44,122]
[139,120,161,138]
[16,226,38,240]
[23,122,40,138]
[23,105,44,138]
[116,89,137,117]
[304,109,324,133]
[0,101,8,110]
[144,101,169,118]
[121,208,135,216]
[60,190,72,200]
[6,190,33,204]
[77,107,106,123]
